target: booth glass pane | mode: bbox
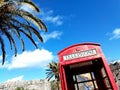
[101,67,107,78]
[101,67,112,89]
[74,83,85,90]
[73,72,98,90]
[74,82,98,90]
[104,78,111,88]
[73,73,95,82]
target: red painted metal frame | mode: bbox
[58,43,118,90]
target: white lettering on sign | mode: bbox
[63,49,97,60]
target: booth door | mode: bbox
[64,59,113,90]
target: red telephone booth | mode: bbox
[58,43,118,90]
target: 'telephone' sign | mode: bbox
[63,49,97,60]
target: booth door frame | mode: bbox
[59,58,115,90]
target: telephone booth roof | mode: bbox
[58,42,100,54]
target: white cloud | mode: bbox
[109,28,120,40]
[0,55,3,64]
[45,15,63,25]
[0,49,54,70]
[0,55,2,60]
[40,9,63,26]
[42,31,62,42]
[6,75,24,82]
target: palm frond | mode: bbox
[28,26,43,42]
[0,36,6,65]
[47,73,54,81]
[19,29,38,48]
[7,9,47,31]
[10,18,32,36]
[18,0,39,12]
[0,1,9,9]
[8,22,25,51]
[2,17,25,51]
[22,14,47,31]
[4,31,17,57]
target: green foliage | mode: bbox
[46,61,59,81]
[0,0,47,65]
[46,61,60,90]
[15,87,25,90]
[51,80,60,90]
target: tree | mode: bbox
[46,61,60,90]
[0,0,47,65]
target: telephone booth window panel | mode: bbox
[73,72,98,90]
[101,67,112,89]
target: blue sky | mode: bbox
[0,0,120,83]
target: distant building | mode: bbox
[0,79,51,90]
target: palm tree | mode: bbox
[0,0,47,65]
[46,61,60,90]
